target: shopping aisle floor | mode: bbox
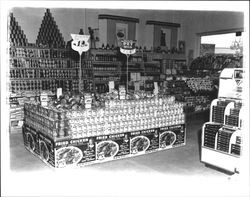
[6,114,247,197]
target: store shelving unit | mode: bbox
[90,49,121,93]
[9,46,79,93]
[201,68,243,174]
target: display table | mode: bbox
[23,96,186,168]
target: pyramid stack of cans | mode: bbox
[9,12,28,46]
[36,9,65,48]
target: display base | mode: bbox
[22,123,186,168]
[201,147,240,174]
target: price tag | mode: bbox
[120,40,136,55]
[153,82,159,95]
[109,81,115,93]
[134,81,140,91]
[71,34,90,55]
[57,88,62,99]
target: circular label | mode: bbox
[96,141,119,160]
[159,131,176,148]
[131,136,150,154]
[56,146,83,167]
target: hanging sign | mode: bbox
[71,34,90,55]
[120,40,136,55]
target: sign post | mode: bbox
[71,34,90,93]
[120,40,136,93]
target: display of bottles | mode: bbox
[144,65,160,73]
[93,65,117,72]
[94,76,119,82]
[95,54,117,62]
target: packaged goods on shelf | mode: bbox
[186,77,213,92]
[190,54,243,71]
[22,91,186,168]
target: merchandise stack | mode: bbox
[8,12,28,46]
[36,9,65,48]
[22,91,186,168]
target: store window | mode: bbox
[200,32,243,56]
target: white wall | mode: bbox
[10,8,244,58]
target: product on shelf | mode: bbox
[190,54,243,71]
[9,47,79,94]
[9,91,54,133]
[186,77,213,92]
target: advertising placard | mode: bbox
[55,137,96,168]
[130,128,159,155]
[159,124,185,149]
[120,40,136,55]
[71,34,90,55]
[95,133,130,161]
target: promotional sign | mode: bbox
[130,128,159,155]
[55,137,96,168]
[23,123,185,168]
[84,93,92,109]
[120,40,136,55]
[159,124,185,149]
[71,34,90,55]
[153,82,159,95]
[109,81,115,93]
[40,92,49,107]
[95,133,130,161]
[57,88,62,99]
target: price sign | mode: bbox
[120,40,136,55]
[71,34,90,55]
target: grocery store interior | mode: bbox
[2,2,249,197]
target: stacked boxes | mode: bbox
[225,102,242,127]
[9,13,28,46]
[36,9,65,48]
[203,123,223,149]
[211,100,231,124]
